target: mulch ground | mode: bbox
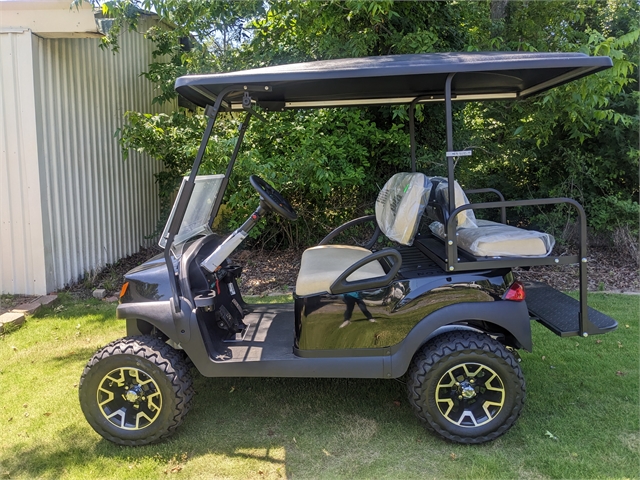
[234,244,639,295]
[61,243,638,299]
[514,245,639,293]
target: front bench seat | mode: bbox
[295,173,431,297]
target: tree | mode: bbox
[89,0,639,248]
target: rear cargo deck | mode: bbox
[524,282,617,336]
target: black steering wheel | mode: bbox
[249,175,298,221]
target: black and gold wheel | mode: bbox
[407,331,525,444]
[79,336,194,446]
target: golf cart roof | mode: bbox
[175,51,612,110]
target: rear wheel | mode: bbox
[407,331,525,444]
[79,336,194,446]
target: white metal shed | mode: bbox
[0,0,174,295]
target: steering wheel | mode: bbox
[249,175,298,221]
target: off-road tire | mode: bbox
[407,331,525,444]
[79,336,194,446]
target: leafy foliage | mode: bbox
[90,0,638,247]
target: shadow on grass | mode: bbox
[0,421,285,479]
[0,376,411,479]
[47,347,103,366]
[2,294,635,478]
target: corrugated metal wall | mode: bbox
[1,25,174,294]
[0,30,50,294]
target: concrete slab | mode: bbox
[0,312,26,334]
[93,289,107,299]
[39,295,59,306]
[12,294,59,315]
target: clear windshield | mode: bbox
[159,174,224,251]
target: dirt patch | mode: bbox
[0,295,40,315]
[514,244,639,293]
[65,246,163,299]
[234,244,638,295]
[229,248,302,296]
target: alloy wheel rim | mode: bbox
[435,362,505,428]
[97,367,162,430]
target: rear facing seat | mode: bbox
[425,177,555,258]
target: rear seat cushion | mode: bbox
[295,245,386,296]
[426,177,478,229]
[429,219,555,257]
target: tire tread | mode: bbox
[406,331,525,444]
[79,336,194,446]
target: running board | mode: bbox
[524,282,617,337]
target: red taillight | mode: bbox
[504,281,526,301]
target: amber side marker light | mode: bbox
[119,282,129,299]
[504,281,526,301]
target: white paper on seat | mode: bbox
[375,172,432,245]
[430,219,555,257]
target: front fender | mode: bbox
[118,301,180,341]
[388,300,531,378]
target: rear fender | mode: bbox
[389,300,531,378]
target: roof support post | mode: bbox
[163,86,235,312]
[445,73,456,215]
[409,95,442,173]
[409,102,416,172]
[164,113,216,312]
[444,73,457,271]
[209,111,253,225]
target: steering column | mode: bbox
[200,175,297,273]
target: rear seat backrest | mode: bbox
[375,173,432,245]
[425,177,477,229]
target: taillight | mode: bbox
[504,281,526,301]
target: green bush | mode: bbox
[107,0,638,249]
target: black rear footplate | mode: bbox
[524,282,618,337]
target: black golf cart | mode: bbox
[79,52,618,446]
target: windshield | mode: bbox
[159,174,224,252]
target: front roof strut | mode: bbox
[163,85,268,313]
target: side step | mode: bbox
[524,281,617,337]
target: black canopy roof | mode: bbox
[175,52,612,110]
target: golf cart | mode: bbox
[79,52,618,446]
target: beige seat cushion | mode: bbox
[430,219,555,257]
[295,245,386,296]
[430,177,478,229]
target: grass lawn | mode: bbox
[0,293,637,479]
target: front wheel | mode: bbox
[406,331,525,444]
[79,336,194,446]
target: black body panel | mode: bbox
[121,253,173,302]
[118,241,533,378]
[121,298,531,378]
[296,245,514,351]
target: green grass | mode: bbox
[245,294,294,304]
[0,293,637,479]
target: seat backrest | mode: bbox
[375,173,431,245]
[425,176,477,229]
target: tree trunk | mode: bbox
[490,0,508,21]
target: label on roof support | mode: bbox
[446,150,472,157]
